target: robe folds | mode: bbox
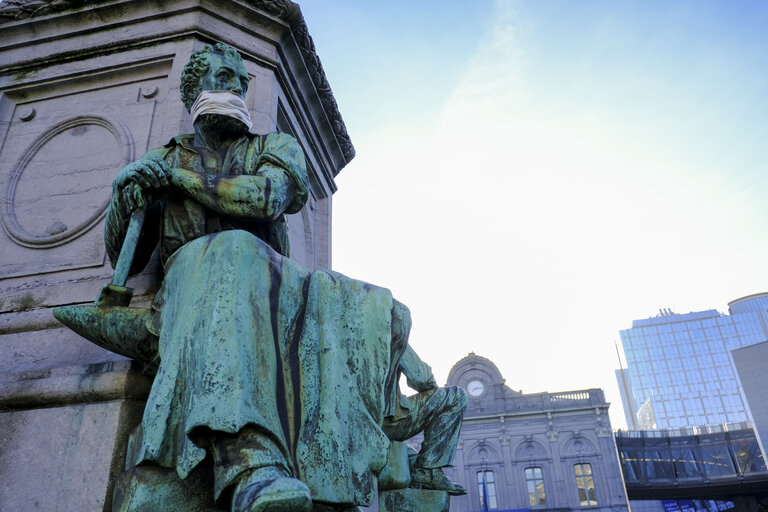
[135,229,404,506]
[107,132,408,506]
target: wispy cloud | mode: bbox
[327,0,768,429]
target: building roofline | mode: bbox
[446,352,506,386]
[629,309,722,328]
[727,291,768,308]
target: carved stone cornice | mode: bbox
[0,0,80,21]
[0,0,355,162]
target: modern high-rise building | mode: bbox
[617,293,768,431]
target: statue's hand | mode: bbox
[401,345,438,392]
[121,182,145,213]
[416,376,438,393]
[114,158,170,192]
[114,158,170,212]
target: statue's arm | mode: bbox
[168,165,295,220]
[168,133,308,220]
[400,345,438,392]
[104,152,164,274]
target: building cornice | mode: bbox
[0,0,355,162]
[463,403,611,424]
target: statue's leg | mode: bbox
[209,425,311,512]
[411,386,466,469]
[383,387,466,468]
[382,386,467,495]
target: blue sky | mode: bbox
[298,0,768,429]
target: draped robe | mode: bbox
[106,132,406,506]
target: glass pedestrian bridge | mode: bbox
[615,425,768,506]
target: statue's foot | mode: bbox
[232,466,312,512]
[410,467,467,496]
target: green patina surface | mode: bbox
[55,42,462,512]
[380,488,450,512]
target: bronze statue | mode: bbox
[57,42,465,512]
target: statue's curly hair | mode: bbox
[180,43,246,111]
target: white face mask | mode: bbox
[190,90,253,130]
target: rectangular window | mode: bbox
[476,470,498,510]
[574,463,598,506]
[524,466,546,507]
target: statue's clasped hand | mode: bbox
[114,157,171,212]
[415,376,438,393]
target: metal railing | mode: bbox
[615,421,752,438]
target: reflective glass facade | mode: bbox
[618,294,768,429]
[616,427,767,485]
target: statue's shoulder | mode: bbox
[251,132,306,176]
[251,132,302,156]
[248,132,307,214]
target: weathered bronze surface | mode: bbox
[55,42,465,511]
[53,305,157,368]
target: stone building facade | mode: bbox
[442,354,629,512]
[0,1,351,510]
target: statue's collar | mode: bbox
[165,133,253,154]
[164,134,196,151]
[164,134,252,153]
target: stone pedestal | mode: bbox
[0,1,352,510]
[0,360,151,510]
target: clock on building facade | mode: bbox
[467,379,485,397]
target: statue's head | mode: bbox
[180,43,249,112]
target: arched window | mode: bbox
[524,466,546,507]
[574,463,598,506]
[476,470,498,510]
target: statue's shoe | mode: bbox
[410,467,467,496]
[232,466,312,512]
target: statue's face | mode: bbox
[197,52,249,99]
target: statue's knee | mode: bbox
[446,386,467,412]
[233,229,271,255]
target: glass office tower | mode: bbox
[618,293,768,430]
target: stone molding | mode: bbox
[0,0,355,163]
[562,433,597,456]
[1,115,133,249]
[514,437,548,459]
[0,308,60,335]
[0,360,152,412]
[0,0,84,19]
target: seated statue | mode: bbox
[97,42,464,512]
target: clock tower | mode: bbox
[446,352,523,414]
